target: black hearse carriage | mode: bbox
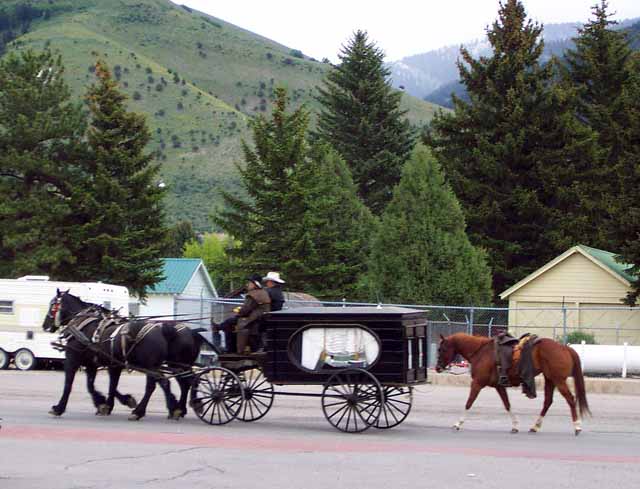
[190,307,428,432]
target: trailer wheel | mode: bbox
[14,348,36,371]
[0,348,9,370]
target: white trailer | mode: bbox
[0,276,130,370]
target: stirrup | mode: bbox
[498,375,510,386]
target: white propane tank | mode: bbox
[570,342,640,377]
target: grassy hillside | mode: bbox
[2,0,445,230]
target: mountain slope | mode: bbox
[2,0,443,230]
[392,18,640,103]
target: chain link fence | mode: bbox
[174,295,640,367]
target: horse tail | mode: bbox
[568,346,591,418]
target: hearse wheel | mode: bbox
[321,368,382,433]
[190,366,244,425]
[373,386,413,429]
[237,368,274,422]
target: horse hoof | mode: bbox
[125,396,138,409]
[128,413,142,421]
[168,409,183,420]
[96,404,111,416]
[529,428,538,433]
[49,408,62,417]
[575,428,582,436]
[452,425,461,431]
[511,428,519,434]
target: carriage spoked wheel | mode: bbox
[321,368,382,433]
[372,386,413,429]
[236,368,275,422]
[190,366,244,425]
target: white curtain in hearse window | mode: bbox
[290,325,380,372]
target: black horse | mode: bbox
[43,290,205,420]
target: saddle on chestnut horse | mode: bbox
[494,333,540,398]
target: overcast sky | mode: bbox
[179,0,640,62]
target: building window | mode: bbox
[129,302,140,317]
[0,300,14,314]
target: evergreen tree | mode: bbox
[426,0,599,298]
[163,220,197,257]
[316,30,415,215]
[73,61,166,298]
[563,0,634,250]
[214,87,308,282]
[615,53,640,305]
[367,146,492,305]
[290,143,376,300]
[216,88,375,297]
[0,50,87,278]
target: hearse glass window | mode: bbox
[289,324,380,372]
[102,301,111,310]
[0,300,14,314]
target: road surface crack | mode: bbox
[64,446,210,471]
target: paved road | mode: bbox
[1,370,639,489]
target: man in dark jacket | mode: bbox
[262,271,285,311]
[213,274,271,353]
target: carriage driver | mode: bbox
[263,271,285,312]
[212,274,271,354]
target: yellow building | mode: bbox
[499,245,639,344]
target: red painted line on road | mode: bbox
[1,425,639,464]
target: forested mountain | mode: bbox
[0,0,442,230]
[390,17,640,108]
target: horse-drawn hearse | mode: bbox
[44,290,428,433]
[191,306,428,432]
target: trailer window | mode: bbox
[0,300,14,314]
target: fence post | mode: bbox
[200,289,204,327]
[622,342,628,378]
[616,324,620,345]
[342,297,346,308]
[562,305,568,344]
[469,307,475,335]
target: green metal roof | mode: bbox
[149,258,202,294]
[578,245,636,283]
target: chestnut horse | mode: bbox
[435,333,590,435]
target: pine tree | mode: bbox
[73,61,167,298]
[615,53,640,305]
[316,30,415,215]
[214,87,308,282]
[215,88,375,297]
[367,146,492,305]
[163,220,197,257]
[290,143,376,300]
[426,0,599,298]
[564,0,634,251]
[0,50,87,278]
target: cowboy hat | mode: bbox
[246,273,263,288]
[262,271,285,284]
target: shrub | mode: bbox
[181,89,188,96]
[132,91,142,100]
[196,41,203,49]
[145,67,152,74]
[155,83,163,92]
[147,75,154,84]
[565,331,597,345]
[177,101,184,110]
[265,52,273,60]
[289,49,304,59]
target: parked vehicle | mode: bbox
[0,276,129,370]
